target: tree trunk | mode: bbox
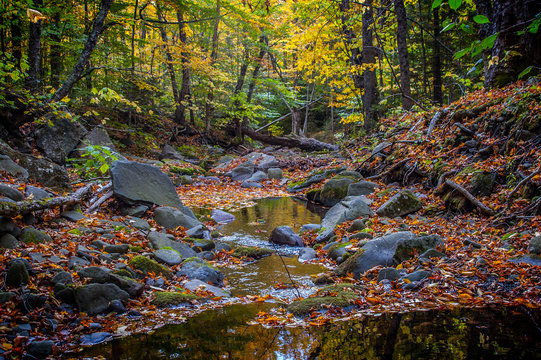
[339,0,363,90]
[52,0,114,102]
[49,12,62,88]
[418,1,428,96]
[157,8,179,106]
[394,0,413,110]
[204,0,221,134]
[10,11,23,68]
[25,0,44,93]
[176,10,190,126]
[131,0,139,73]
[246,35,268,104]
[484,0,541,87]
[362,0,379,133]
[432,6,443,105]
[242,126,338,152]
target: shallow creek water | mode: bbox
[75,197,541,359]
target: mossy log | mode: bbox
[242,126,338,152]
[0,183,93,216]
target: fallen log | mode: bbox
[0,183,94,217]
[444,179,495,216]
[242,126,338,152]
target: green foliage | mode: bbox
[68,145,119,179]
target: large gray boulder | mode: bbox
[160,144,185,161]
[34,117,87,163]
[227,161,255,181]
[75,283,129,315]
[319,176,357,207]
[0,141,70,190]
[376,190,422,218]
[316,196,373,243]
[177,258,224,287]
[154,206,201,230]
[148,231,198,259]
[77,127,117,152]
[269,226,303,246]
[347,181,377,196]
[333,232,443,278]
[246,170,267,182]
[111,160,183,208]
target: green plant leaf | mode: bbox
[99,163,109,174]
[448,0,462,10]
[454,47,470,59]
[518,66,533,79]
[432,0,443,9]
[480,33,498,49]
[473,15,490,24]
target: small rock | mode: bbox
[183,279,230,298]
[198,251,215,260]
[152,249,182,266]
[104,244,130,254]
[404,270,430,282]
[52,271,73,285]
[419,248,447,260]
[211,209,236,224]
[75,283,129,315]
[177,258,224,287]
[108,299,127,314]
[186,225,211,240]
[348,219,367,232]
[61,210,87,222]
[377,268,401,283]
[125,217,150,231]
[245,170,267,182]
[68,256,91,269]
[376,190,422,218]
[20,227,52,244]
[0,233,18,249]
[347,181,377,197]
[299,247,317,261]
[300,224,321,233]
[240,181,262,188]
[154,206,201,230]
[27,340,54,359]
[267,168,283,179]
[24,185,51,200]
[80,332,113,346]
[528,235,541,255]
[269,226,303,247]
[214,243,232,252]
[0,183,24,201]
[464,239,483,248]
[78,266,111,283]
[6,259,30,287]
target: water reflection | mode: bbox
[74,304,541,359]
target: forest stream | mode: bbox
[72,198,541,359]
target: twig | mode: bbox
[426,109,449,139]
[85,190,113,214]
[507,164,541,205]
[444,179,495,216]
[366,158,410,180]
[271,242,301,298]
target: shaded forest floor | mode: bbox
[0,80,540,357]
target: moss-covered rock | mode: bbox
[306,188,321,203]
[183,238,215,252]
[319,176,357,207]
[20,227,52,244]
[327,242,352,262]
[287,283,361,315]
[232,246,274,259]
[332,249,366,277]
[376,190,422,218]
[128,255,173,279]
[469,171,496,197]
[113,269,134,278]
[151,291,201,307]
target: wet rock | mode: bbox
[154,206,201,230]
[333,232,443,278]
[267,168,283,179]
[347,181,377,197]
[34,116,86,163]
[269,226,303,246]
[75,283,129,315]
[198,251,215,261]
[184,279,231,298]
[25,185,52,200]
[6,259,30,287]
[151,291,201,306]
[327,242,351,261]
[232,246,273,258]
[61,210,87,222]
[20,227,52,244]
[299,247,317,261]
[228,161,255,181]
[80,332,113,346]
[404,270,430,282]
[246,170,267,182]
[0,233,18,249]
[377,268,401,283]
[111,160,184,208]
[68,256,91,269]
[0,154,29,179]
[186,224,211,240]
[148,231,197,259]
[78,266,111,283]
[108,299,127,314]
[104,244,129,254]
[214,243,232,252]
[177,257,224,287]
[52,271,73,285]
[187,238,215,252]
[376,190,422,218]
[319,176,357,207]
[0,183,24,201]
[528,235,541,255]
[211,209,235,224]
[129,255,173,279]
[316,196,373,243]
[107,274,144,297]
[152,249,182,266]
[27,340,54,359]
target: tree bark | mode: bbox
[176,10,190,126]
[394,0,413,110]
[432,6,443,105]
[362,0,379,132]
[157,8,180,106]
[25,0,44,93]
[484,0,541,87]
[52,0,114,101]
[204,0,221,134]
[49,12,62,88]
